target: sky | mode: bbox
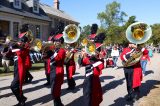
[40,0,160,27]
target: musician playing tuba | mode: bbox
[42,22,66,106]
[120,22,152,102]
[64,43,77,90]
[82,26,106,106]
[63,24,80,90]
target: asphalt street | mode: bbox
[0,53,160,106]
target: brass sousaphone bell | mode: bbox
[63,24,80,44]
[123,22,152,67]
[126,22,152,44]
[63,24,81,63]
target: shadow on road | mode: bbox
[25,75,85,105]
[102,78,125,94]
[66,96,85,106]
[0,85,10,91]
[140,80,160,98]
[145,70,154,76]
[100,76,115,82]
[109,96,134,106]
[109,79,160,106]
[0,78,47,98]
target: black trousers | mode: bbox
[46,73,50,84]
[25,70,33,82]
[124,67,134,96]
[10,60,24,102]
[66,66,75,88]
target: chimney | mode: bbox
[54,0,60,10]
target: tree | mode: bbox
[97,1,127,28]
[149,24,160,45]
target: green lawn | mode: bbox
[0,63,44,76]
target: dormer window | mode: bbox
[13,0,22,9]
[33,0,39,13]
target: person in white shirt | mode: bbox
[111,46,119,67]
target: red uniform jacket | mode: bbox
[120,47,143,88]
[65,50,76,79]
[82,56,103,106]
[16,49,27,95]
[52,48,66,99]
[24,48,32,70]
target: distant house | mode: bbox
[0,0,79,41]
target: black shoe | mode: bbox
[28,77,33,83]
[54,98,64,106]
[15,101,25,106]
[22,96,27,102]
[66,86,75,90]
[126,95,133,101]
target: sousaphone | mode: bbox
[123,22,152,67]
[63,24,81,63]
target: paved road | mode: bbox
[0,53,160,106]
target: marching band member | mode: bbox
[120,42,143,101]
[19,24,33,83]
[43,23,65,106]
[82,32,105,106]
[88,23,98,41]
[10,33,29,106]
[44,35,54,86]
[65,43,77,90]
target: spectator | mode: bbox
[111,46,119,67]
[1,36,12,73]
[140,48,151,76]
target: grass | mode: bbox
[0,63,44,76]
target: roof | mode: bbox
[0,0,79,24]
[0,0,50,21]
[40,4,79,24]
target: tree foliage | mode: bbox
[80,1,160,46]
[97,1,127,28]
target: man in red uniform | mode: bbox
[10,34,29,106]
[19,24,33,83]
[65,43,77,90]
[120,42,143,101]
[82,32,105,106]
[43,23,66,106]
[88,23,98,41]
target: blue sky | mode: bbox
[40,0,160,27]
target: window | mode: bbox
[33,0,39,13]
[35,25,40,38]
[13,0,21,9]
[13,22,19,39]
